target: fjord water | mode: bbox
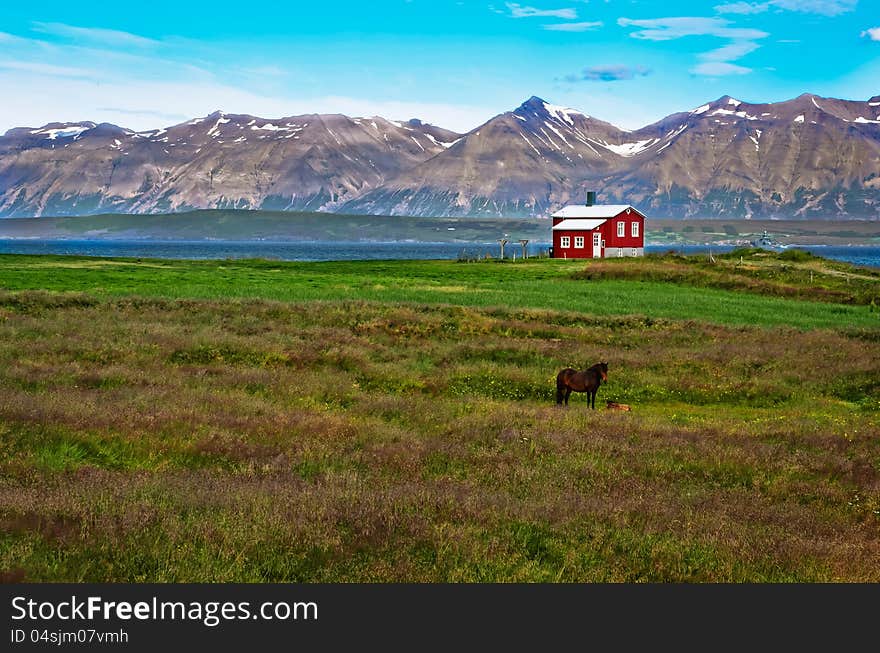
[0,239,879,268]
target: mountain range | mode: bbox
[2,93,879,219]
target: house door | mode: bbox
[592,232,602,258]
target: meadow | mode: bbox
[0,250,878,581]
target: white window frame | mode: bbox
[574,236,584,249]
[632,221,639,238]
[631,248,638,257]
[560,236,570,248]
[617,248,623,257]
[617,221,625,237]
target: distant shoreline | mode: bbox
[0,211,878,247]
[2,236,880,248]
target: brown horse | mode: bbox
[556,362,608,408]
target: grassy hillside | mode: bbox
[0,252,878,582]
[0,210,548,244]
[575,248,880,305]
[648,218,880,246]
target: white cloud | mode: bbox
[505,3,577,19]
[770,0,857,15]
[714,2,771,13]
[0,31,42,46]
[716,0,857,15]
[862,27,880,41]
[694,39,761,75]
[543,21,602,31]
[0,70,496,134]
[563,64,653,82]
[0,60,99,79]
[619,16,767,76]
[31,22,160,48]
[693,40,758,75]
[0,25,498,134]
[95,107,190,123]
[237,65,289,78]
[691,61,753,75]
[617,17,768,42]
[700,40,761,61]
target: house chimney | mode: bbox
[586,191,596,207]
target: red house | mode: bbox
[551,198,646,259]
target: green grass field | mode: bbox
[1,251,878,582]
[0,251,877,330]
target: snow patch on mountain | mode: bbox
[519,132,541,156]
[544,121,572,149]
[710,108,759,120]
[30,125,93,140]
[250,123,286,131]
[207,118,230,137]
[423,133,461,149]
[592,138,657,157]
[665,124,688,140]
[542,102,584,126]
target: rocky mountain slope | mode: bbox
[607,93,880,218]
[0,112,461,217]
[341,94,880,218]
[2,93,879,219]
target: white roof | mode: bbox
[551,204,638,219]
[552,219,607,231]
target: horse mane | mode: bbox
[588,361,608,383]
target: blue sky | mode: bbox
[0,0,878,133]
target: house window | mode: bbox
[560,236,570,248]
[632,222,639,238]
[631,248,638,257]
[617,221,625,237]
[574,236,584,249]
[617,248,623,257]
